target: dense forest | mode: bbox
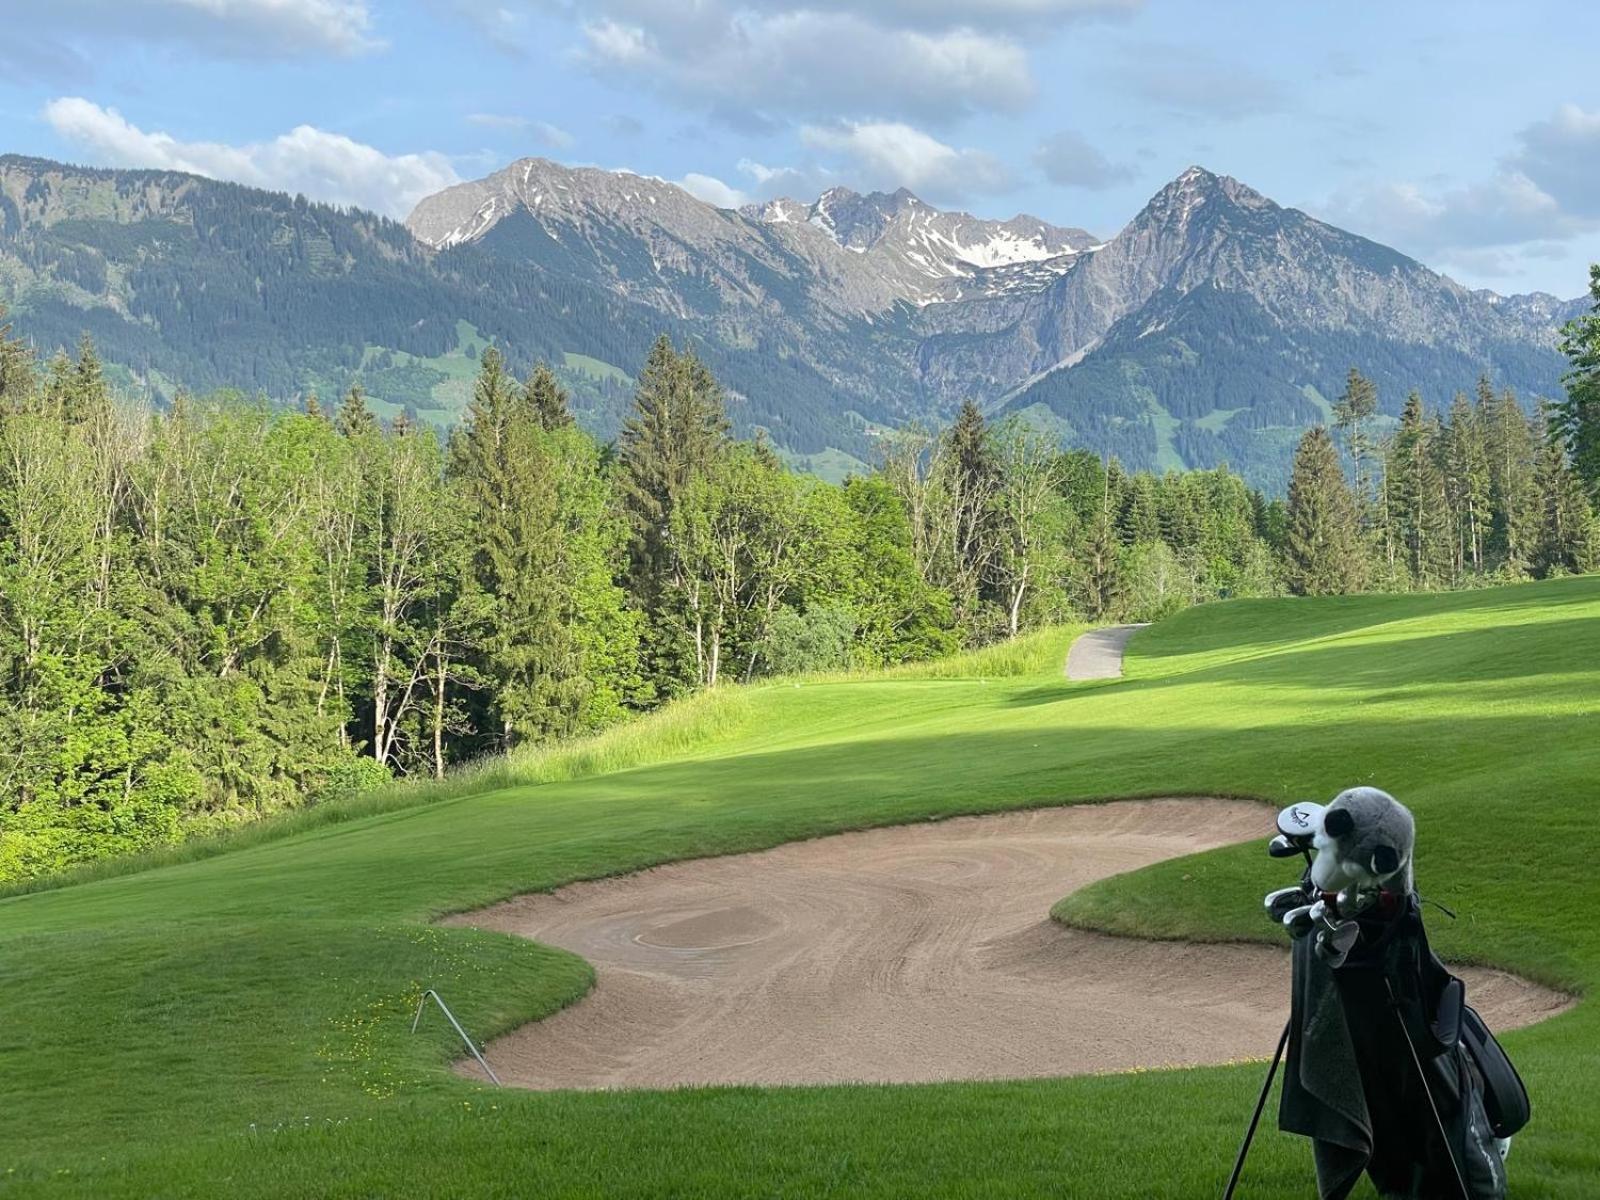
[3,275,1598,881]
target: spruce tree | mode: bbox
[1120,473,1161,544]
[1285,426,1366,596]
[525,362,574,431]
[1443,393,1490,575]
[0,303,33,411]
[1332,367,1379,505]
[1555,264,1600,504]
[1480,382,1537,573]
[450,348,581,746]
[1385,392,1448,587]
[336,383,378,439]
[1531,402,1593,576]
[941,399,1002,621]
[67,335,110,425]
[617,335,729,607]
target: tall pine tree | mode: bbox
[1333,367,1379,507]
[1555,263,1600,504]
[1385,391,1449,587]
[451,348,583,747]
[1285,426,1366,596]
[525,362,574,431]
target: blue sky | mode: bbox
[4,0,1599,296]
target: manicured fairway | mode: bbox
[3,579,1598,1197]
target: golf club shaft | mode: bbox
[1222,1017,1292,1200]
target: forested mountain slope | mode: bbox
[0,154,1580,488]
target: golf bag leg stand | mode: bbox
[1222,1018,1292,1200]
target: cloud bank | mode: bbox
[43,98,458,218]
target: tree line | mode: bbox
[3,273,1598,880]
[1280,267,1600,596]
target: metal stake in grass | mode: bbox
[1221,1017,1291,1200]
[412,988,501,1086]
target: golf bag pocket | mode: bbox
[1456,1051,1508,1200]
[1428,975,1464,1052]
[1461,1006,1530,1138]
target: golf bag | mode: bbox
[1277,894,1530,1200]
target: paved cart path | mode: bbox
[1065,624,1150,680]
[446,800,1570,1090]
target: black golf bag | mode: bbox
[1277,895,1530,1200]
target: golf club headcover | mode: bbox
[1308,788,1415,895]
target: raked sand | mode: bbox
[445,799,1571,1090]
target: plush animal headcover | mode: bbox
[1310,786,1415,894]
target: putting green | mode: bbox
[2,578,1598,1197]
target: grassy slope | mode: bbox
[4,584,1600,1197]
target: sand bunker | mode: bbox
[445,799,1571,1090]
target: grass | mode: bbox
[4,580,1600,1196]
[560,350,632,386]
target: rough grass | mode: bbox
[4,582,1600,1197]
[1,630,1075,902]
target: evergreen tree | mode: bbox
[1119,474,1160,544]
[336,383,378,439]
[1555,264,1600,504]
[0,303,34,411]
[1442,393,1490,575]
[1385,392,1449,587]
[1332,367,1379,504]
[1080,460,1124,618]
[940,399,1003,627]
[451,349,583,746]
[1285,426,1366,596]
[1530,402,1593,576]
[618,336,730,600]
[616,336,730,691]
[1479,381,1537,573]
[67,335,110,426]
[525,362,574,431]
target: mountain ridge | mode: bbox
[0,152,1584,490]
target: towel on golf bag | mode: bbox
[1278,895,1521,1200]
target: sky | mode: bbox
[4,0,1599,297]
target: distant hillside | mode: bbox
[0,154,1582,488]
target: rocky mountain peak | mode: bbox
[1133,165,1276,235]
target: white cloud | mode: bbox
[583,19,653,64]
[1034,129,1136,190]
[43,98,459,219]
[678,173,747,209]
[800,121,1012,201]
[465,114,575,149]
[568,5,1032,121]
[1514,104,1600,219]
[738,158,837,201]
[1316,104,1600,278]
[15,0,378,59]
[466,113,528,130]
[1113,45,1288,121]
[783,0,1139,28]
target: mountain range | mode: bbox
[0,153,1586,489]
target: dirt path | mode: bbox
[445,800,1571,1090]
[1065,624,1150,679]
